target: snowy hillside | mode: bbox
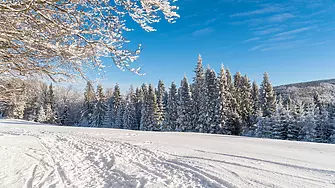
[0,119,334,188]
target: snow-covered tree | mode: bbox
[240,75,253,130]
[225,68,242,135]
[92,84,107,128]
[1,0,179,80]
[260,72,276,117]
[251,81,262,122]
[140,84,159,131]
[81,81,96,126]
[123,88,137,130]
[164,82,178,131]
[204,67,220,134]
[177,75,193,132]
[115,99,125,129]
[111,84,122,128]
[156,80,166,127]
[192,54,207,132]
[134,87,145,130]
[37,105,47,123]
[218,65,228,134]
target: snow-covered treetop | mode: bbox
[0,0,179,81]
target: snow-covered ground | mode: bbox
[0,119,334,188]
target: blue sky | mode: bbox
[99,0,335,91]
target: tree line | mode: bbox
[1,55,334,144]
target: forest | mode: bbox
[1,55,334,144]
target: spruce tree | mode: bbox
[134,87,144,130]
[140,84,159,131]
[218,65,228,134]
[225,68,242,135]
[115,99,125,129]
[37,105,47,123]
[204,67,220,134]
[92,84,107,127]
[192,54,207,132]
[240,75,253,131]
[251,81,262,124]
[123,87,137,130]
[156,80,166,127]
[111,84,122,128]
[164,82,178,131]
[82,81,95,126]
[176,75,193,132]
[260,72,276,117]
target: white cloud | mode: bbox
[230,6,285,17]
[192,27,215,36]
[276,27,311,36]
[244,37,261,43]
[268,13,295,23]
[254,28,283,35]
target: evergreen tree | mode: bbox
[37,105,47,123]
[24,96,39,121]
[115,99,125,129]
[218,65,228,134]
[272,96,290,140]
[240,75,253,131]
[81,81,95,126]
[176,75,193,132]
[92,84,107,127]
[204,67,220,133]
[192,54,207,132]
[300,103,317,142]
[134,87,144,130]
[123,88,137,130]
[60,105,70,126]
[140,84,159,131]
[164,82,178,131]
[250,81,262,133]
[156,80,166,127]
[111,84,122,128]
[260,72,276,117]
[225,68,242,135]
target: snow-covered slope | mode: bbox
[0,119,334,188]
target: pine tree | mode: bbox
[92,84,107,127]
[164,82,178,131]
[218,65,228,134]
[37,105,47,123]
[81,81,96,126]
[156,80,166,128]
[115,99,125,129]
[225,68,242,135]
[300,103,317,142]
[134,87,144,130]
[260,72,276,117]
[240,75,253,131]
[140,84,159,131]
[45,103,56,124]
[123,87,137,130]
[24,96,39,121]
[176,75,193,132]
[272,96,290,140]
[60,105,70,126]
[251,81,262,123]
[192,54,207,132]
[111,84,122,128]
[204,67,220,134]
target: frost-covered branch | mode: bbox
[0,0,179,81]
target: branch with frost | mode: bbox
[0,0,179,81]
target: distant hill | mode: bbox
[274,79,335,104]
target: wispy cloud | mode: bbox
[267,13,295,23]
[276,27,311,36]
[254,28,283,35]
[267,35,296,42]
[230,5,285,17]
[244,37,261,43]
[192,27,215,36]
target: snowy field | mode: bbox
[0,119,334,188]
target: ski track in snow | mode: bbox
[0,119,335,188]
